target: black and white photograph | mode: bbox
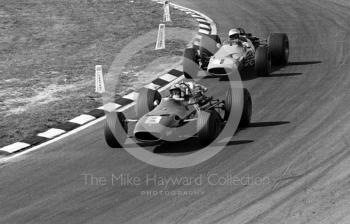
[1,0,349,223]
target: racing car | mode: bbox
[104,83,252,148]
[183,29,289,78]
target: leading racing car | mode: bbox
[183,28,289,78]
[104,82,252,148]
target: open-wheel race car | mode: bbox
[183,28,289,78]
[104,82,252,148]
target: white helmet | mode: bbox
[228,28,240,39]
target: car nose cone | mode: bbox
[134,115,178,142]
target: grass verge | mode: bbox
[0,0,197,147]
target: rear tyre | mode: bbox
[183,48,199,79]
[135,88,161,118]
[104,112,128,148]
[239,89,252,127]
[255,46,271,76]
[197,110,222,146]
[268,33,289,65]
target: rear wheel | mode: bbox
[135,88,161,118]
[255,46,271,76]
[197,110,222,146]
[268,33,289,65]
[239,89,252,127]
[183,48,199,79]
[104,112,128,148]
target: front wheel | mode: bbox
[104,112,128,148]
[239,89,252,127]
[197,110,222,146]
[255,46,271,76]
[200,35,221,69]
[135,88,161,118]
[183,48,199,79]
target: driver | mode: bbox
[169,81,207,104]
[224,28,250,48]
[169,84,185,100]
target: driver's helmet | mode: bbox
[237,27,246,35]
[228,28,240,40]
[169,84,184,99]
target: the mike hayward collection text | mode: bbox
[81,173,271,188]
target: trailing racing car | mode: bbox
[183,28,289,78]
[104,82,252,148]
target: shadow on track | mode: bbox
[241,60,322,81]
[196,61,321,81]
[269,73,303,77]
[247,121,290,127]
[202,74,230,82]
[152,138,253,154]
[198,69,302,81]
[126,121,289,155]
[287,61,322,66]
[241,68,303,81]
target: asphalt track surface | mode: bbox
[1,0,350,223]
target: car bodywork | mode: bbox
[104,87,253,148]
[134,98,197,142]
[207,40,255,75]
[183,31,289,78]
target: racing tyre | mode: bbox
[183,48,199,79]
[104,112,128,148]
[197,110,222,146]
[135,88,161,118]
[239,89,252,127]
[200,35,221,69]
[268,33,289,65]
[213,34,222,45]
[223,88,232,121]
[255,46,271,76]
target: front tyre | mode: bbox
[197,110,222,146]
[183,48,199,79]
[255,46,271,76]
[200,35,221,69]
[135,88,161,118]
[239,89,252,127]
[104,112,128,148]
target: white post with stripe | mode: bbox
[155,24,166,50]
[95,65,105,93]
[163,0,171,22]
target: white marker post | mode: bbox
[155,24,166,50]
[95,65,105,93]
[163,0,171,22]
